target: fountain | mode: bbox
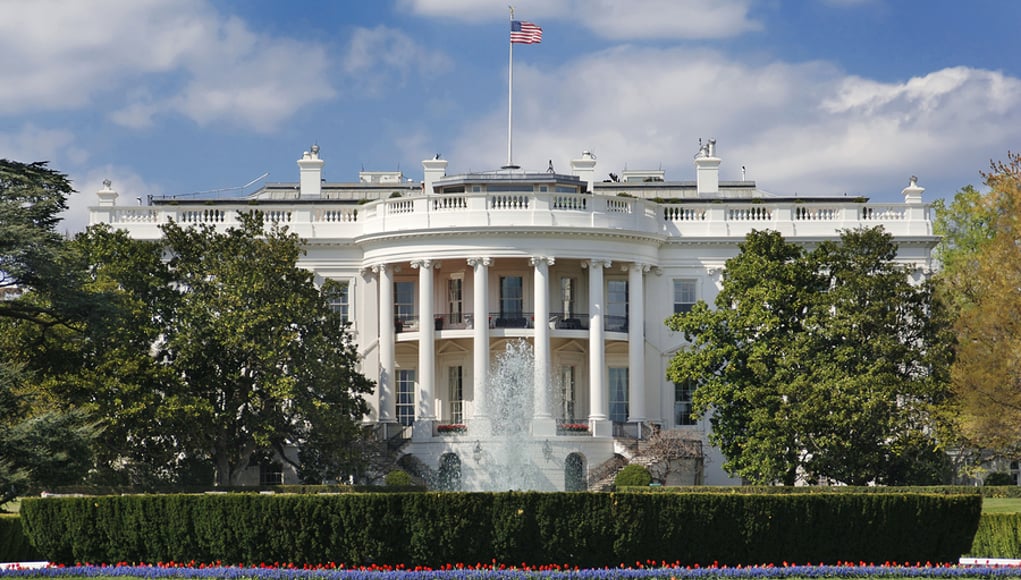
[464,340,557,491]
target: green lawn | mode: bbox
[981,497,1021,513]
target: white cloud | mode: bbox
[0,125,83,166]
[0,0,335,131]
[444,46,1021,200]
[342,26,454,96]
[400,0,759,39]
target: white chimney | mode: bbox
[695,139,721,196]
[902,175,924,204]
[422,155,448,194]
[96,178,119,206]
[297,144,324,197]
[570,151,597,193]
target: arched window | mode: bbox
[565,453,586,491]
[437,453,462,491]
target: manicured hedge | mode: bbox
[20,492,980,567]
[0,514,43,563]
[970,513,1021,558]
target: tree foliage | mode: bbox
[3,197,375,486]
[154,215,374,484]
[667,228,954,485]
[0,160,102,503]
[938,153,1021,458]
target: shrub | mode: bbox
[615,464,652,488]
[384,470,413,487]
[984,472,1016,486]
[20,492,981,567]
[0,515,43,562]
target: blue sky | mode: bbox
[2,0,1019,233]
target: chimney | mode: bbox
[96,178,119,206]
[695,138,721,196]
[422,155,448,194]
[297,144,324,197]
[570,151,597,192]
[902,175,924,204]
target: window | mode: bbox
[259,462,284,486]
[448,365,464,424]
[609,367,629,423]
[326,281,350,323]
[397,369,416,426]
[606,279,628,331]
[560,277,576,317]
[560,365,576,423]
[564,453,586,491]
[673,279,697,313]
[499,276,523,317]
[674,381,697,426]
[448,278,463,324]
[394,281,415,323]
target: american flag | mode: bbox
[510,20,542,44]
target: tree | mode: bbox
[667,228,954,485]
[154,214,374,485]
[941,153,1021,458]
[0,160,94,326]
[0,160,104,503]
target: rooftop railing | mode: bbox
[93,190,933,240]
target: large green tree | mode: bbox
[0,160,101,504]
[156,214,374,484]
[667,228,954,485]
[937,153,1021,458]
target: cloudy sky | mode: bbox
[2,0,1019,233]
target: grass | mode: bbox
[982,497,1021,514]
[0,499,20,515]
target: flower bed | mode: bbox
[2,561,1021,580]
[437,424,467,434]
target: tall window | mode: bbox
[397,369,416,426]
[560,277,576,317]
[560,365,576,423]
[609,367,629,423]
[448,365,464,424]
[606,279,628,331]
[259,462,284,486]
[674,380,697,426]
[673,279,697,313]
[499,276,523,317]
[394,281,415,322]
[326,281,350,323]
[448,278,463,324]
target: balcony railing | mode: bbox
[96,191,933,241]
[397,312,629,333]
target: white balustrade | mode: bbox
[100,192,930,240]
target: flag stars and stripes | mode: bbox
[510,21,542,44]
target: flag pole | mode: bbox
[506,5,515,169]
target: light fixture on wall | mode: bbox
[473,440,483,463]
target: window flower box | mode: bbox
[558,423,589,434]
[437,423,467,434]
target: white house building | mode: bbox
[89,141,937,490]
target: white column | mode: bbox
[468,257,491,434]
[531,256,555,435]
[586,259,612,436]
[412,259,436,439]
[375,264,396,425]
[628,263,649,425]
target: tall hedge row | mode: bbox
[0,514,43,563]
[21,492,980,567]
[970,513,1021,558]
